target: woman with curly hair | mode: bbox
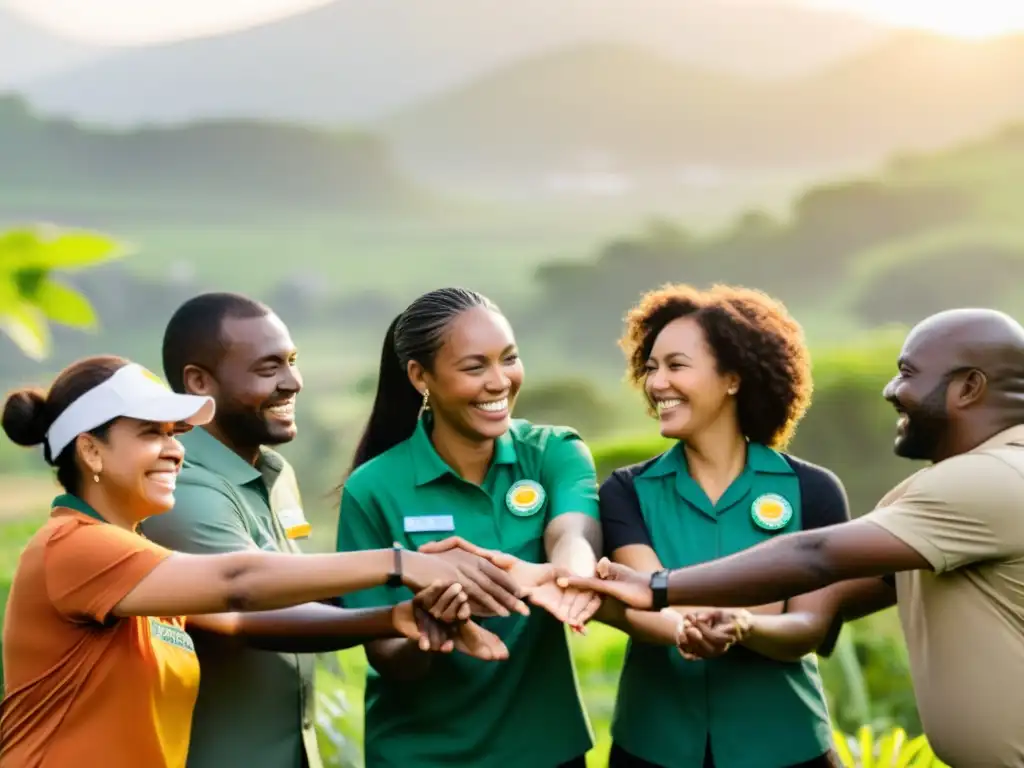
[595,283,852,768]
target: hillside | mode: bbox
[16,0,886,126]
[0,96,418,215]
[381,31,1024,183]
[512,120,1024,363]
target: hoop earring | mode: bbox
[418,389,430,419]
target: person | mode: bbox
[139,292,504,768]
[564,307,1024,768]
[592,284,857,768]
[336,287,603,768]
[0,355,505,768]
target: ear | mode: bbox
[724,372,741,396]
[75,433,105,477]
[182,364,215,396]
[407,360,428,396]
[956,369,987,407]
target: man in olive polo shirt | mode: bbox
[567,308,1024,768]
[141,293,323,768]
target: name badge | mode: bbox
[277,507,312,540]
[403,515,456,534]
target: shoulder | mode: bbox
[342,439,414,499]
[780,453,846,494]
[602,454,663,493]
[907,450,1024,504]
[779,452,850,528]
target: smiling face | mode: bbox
[186,313,302,450]
[78,418,187,519]
[643,316,739,441]
[410,306,524,442]
[883,332,957,461]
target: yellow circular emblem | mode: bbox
[506,480,545,517]
[751,493,793,531]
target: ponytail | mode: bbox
[347,315,422,475]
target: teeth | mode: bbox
[268,403,294,414]
[475,398,508,413]
[657,399,683,412]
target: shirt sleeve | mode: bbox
[335,485,404,609]
[599,471,654,554]
[45,520,172,624]
[791,461,851,530]
[141,481,257,555]
[864,452,1024,573]
[540,432,600,521]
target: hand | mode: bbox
[400,550,466,595]
[558,557,653,610]
[450,620,510,662]
[503,559,600,631]
[415,537,529,617]
[391,581,470,652]
[674,608,752,661]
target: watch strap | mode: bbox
[650,569,670,610]
[386,542,404,588]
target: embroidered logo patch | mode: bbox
[750,493,793,531]
[149,618,196,653]
[506,480,545,517]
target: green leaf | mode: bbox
[33,278,97,329]
[0,301,50,360]
[0,226,129,270]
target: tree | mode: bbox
[0,224,127,359]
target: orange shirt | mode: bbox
[1,496,200,768]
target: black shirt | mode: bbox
[599,451,851,656]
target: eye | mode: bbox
[503,353,519,364]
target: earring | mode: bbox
[418,389,431,418]
[93,473,100,483]
[728,387,738,396]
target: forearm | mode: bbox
[191,603,402,653]
[740,612,827,662]
[594,599,681,646]
[365,637,434,681]
[665,531,845,606]
[546,515,601,576]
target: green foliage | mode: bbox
[513,379,618,439]
[832,726,949,768]
[0,224,126,359]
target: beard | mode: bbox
[217,402,294,449]
[894,379,951,461]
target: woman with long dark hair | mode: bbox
[336,287,603,767]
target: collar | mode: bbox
[972,423,1024,452]
[411,416,518,487]
[639,441,794,480]
[179,427,283,487]
[52,493,105,523]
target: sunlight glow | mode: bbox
[805,1,1024,39]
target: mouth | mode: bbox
[146,468,179,491]
[473,397,509,419]
[891,402,910,432]
[265,399,296,420]
[654,397,685,416]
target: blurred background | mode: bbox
[4,0,1023,764]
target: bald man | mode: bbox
[566,309,1024,767]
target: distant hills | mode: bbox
[0,96,417,215]
[380,32,1024,183]
[13,0,887,125]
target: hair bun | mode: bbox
[2,388,50,447]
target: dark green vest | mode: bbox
[612,443,832,768]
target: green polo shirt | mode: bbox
[336,417,598,768]
[140,427,321,768]
[606,443,833,768]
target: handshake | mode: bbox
[390,536,602,662]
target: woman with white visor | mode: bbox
[0,355,506,768]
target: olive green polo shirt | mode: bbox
[140,427,321,768]
[336,418,598,768]
[603,443,834,768]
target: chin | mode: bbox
[265,425,298,445]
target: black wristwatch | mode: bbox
[650,569,670,610]
[386,542,404,588]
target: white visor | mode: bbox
[45,363,216,459]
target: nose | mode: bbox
[166,434,186,462]
[882,377,898,401]
[646,365,669,393]
[280,363,303,394]
[485,364,511,393]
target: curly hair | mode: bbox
[620,283,812,448]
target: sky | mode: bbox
[6,0,1024,46]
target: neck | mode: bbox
[681,419,748,494]
[79,485,144,532]
[202,422,261,466]
[939,417,1022,462]
[429,418,494,485]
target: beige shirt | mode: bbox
[865,425,1024,768]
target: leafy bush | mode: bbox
[832,726,949,768]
